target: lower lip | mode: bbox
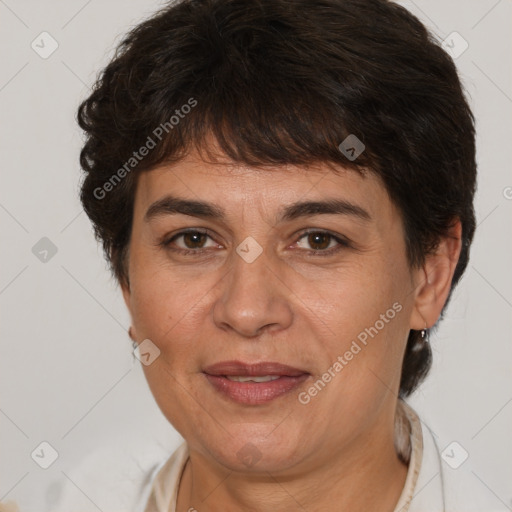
[204,374,309,405]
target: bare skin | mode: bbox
[122,147,462,512]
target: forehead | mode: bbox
[134,152,393,224]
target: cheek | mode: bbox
[312,258,406,333]
[304,256,410,381]
[297,272,409,426]
[129,268,214,432]
[128,259,215,353]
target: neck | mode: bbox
[176,405,409,512]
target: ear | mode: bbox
[121,280,139,341]
[121,280,131,312]
[410,219,463,330]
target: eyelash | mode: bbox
[160,229,350,257]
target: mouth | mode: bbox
[202,360,310,405]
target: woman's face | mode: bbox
[123,149,424,473]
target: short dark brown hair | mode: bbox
[77,0,477,398]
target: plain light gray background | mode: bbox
[1,0,511,510]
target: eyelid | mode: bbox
[293,229,351,253]
[160,228,217,248]
[160,228,351,255]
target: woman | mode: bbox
[57,0,492,510]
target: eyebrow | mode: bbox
[144,194,371,223]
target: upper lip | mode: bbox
[203,360,308,377]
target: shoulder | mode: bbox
[402,401,505,512]
[51,432,180,512]
[141,442,189,511]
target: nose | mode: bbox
[212,247,293,338]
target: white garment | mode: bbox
[51,400,505,511]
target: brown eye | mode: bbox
[295,230,349,255]
[181,231,208,249]
[162,229,217,254]
[307,232,331,250]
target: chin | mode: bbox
[201,427,306,473]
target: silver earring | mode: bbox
[420,326,429,343]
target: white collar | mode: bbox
[394,400,445,511]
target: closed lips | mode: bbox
[202,360,309,377]
[225,375,281,382]
[202,360,310,404]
